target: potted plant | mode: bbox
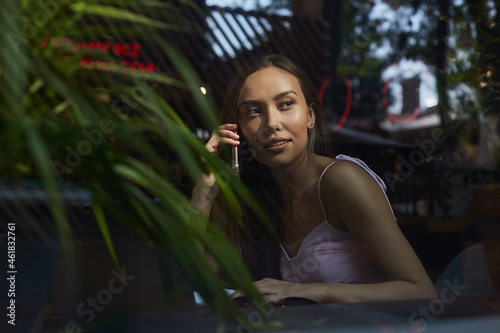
[0,1,279,331]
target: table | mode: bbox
[36,295,500,333]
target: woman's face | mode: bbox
[237,67,315,169]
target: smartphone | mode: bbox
[232,130,240,179]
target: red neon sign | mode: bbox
[41,37,157,74]
[318,75,353,132]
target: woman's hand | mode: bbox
[200,123,240,186]
[206,123,240,156]
[255,278,300,303]
[232,278,303,304]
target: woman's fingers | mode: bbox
[230,279,297,305]
[218,123,238,131]
[253,278,294,302]
[206,124,240,154]
[214,132,239,146]
[216,124,240,143]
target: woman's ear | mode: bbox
[307,104,315,130]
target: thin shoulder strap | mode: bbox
[317,161,337,221]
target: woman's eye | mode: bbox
[246,108,259,116]
[280,100,294,109]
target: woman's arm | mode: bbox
[190,124,240,274]
[252,278,435,304]
[322,160,436,301]
[190,123,240,218]
[252,160,437,304]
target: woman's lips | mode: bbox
[264,140,291,151]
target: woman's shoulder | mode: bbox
[315,154,384,193]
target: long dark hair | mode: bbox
[220,54,331,156]
[214,55,333,280]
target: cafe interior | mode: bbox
[1,0,499,332]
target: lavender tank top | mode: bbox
[279,154,394,284]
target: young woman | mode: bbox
[193,55,437,304]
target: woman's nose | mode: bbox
[262,109,281,134]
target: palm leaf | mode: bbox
[0,0,282,330]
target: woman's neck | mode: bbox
[270,153,319,202]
